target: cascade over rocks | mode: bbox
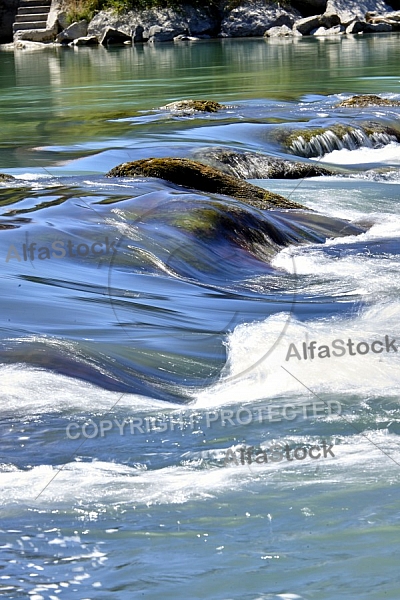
[277,123,400,158]
[193,148,334,179]
[106,158,307,210]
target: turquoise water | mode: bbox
[0,34,400,599]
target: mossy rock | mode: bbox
[361,121,400,141]
[279,124,354,150]
[0,173,15,182]
[160,100,223,113]
[337,95,400,108]
[106,158,306,210]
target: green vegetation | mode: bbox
[64,0,219,23]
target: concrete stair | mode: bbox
[13,0,52,35]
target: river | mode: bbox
[0,33,400,599]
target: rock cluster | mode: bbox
[17,0,397,47]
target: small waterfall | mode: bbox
[289,127,399,158]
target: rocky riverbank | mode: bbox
[2,0,400,47]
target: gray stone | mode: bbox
[220,1,301,37]
[346,20,367,33]
[100,27,131,45]
[70,35,98,46]
[88,5,219,45]
[325,0,393,24]
[265,24,295,37]
[294,12,340,34]
[312,24,344,34]
[365,21,393,30]
[366,9,400,27]
[148,25,183,42]
[174,34,201,41]
[14,28,57,42]
[9,39,49,49]
[56,20,88,43]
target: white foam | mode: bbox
[0,430,398,506]
[194,301,400,408]
[320,142,400,166]
[0,365,179,416]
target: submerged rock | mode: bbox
[0,173,15,181]
[106,158,306,210]
[160,100,223,113]
[337,94,400,107]
[193,148,334,179]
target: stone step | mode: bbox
[18,6,51,15]
[13,21,48,31]
[19,0,51,7]
[15,13,49,22]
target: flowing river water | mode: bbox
[1,33,400,599]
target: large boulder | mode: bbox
[265,24,297,37]
[56,20,88,43]
[106,158,306,210]
[325,0,393,24]
[293,13,340,34]
[100,27,131,44]
[70,35,98,46]
[220,1,301,37]
[88,5,219,43]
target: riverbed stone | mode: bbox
[0,173,15,181]
[160,100,224,113]
[106,158,306,210]
[336,94,400,107]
